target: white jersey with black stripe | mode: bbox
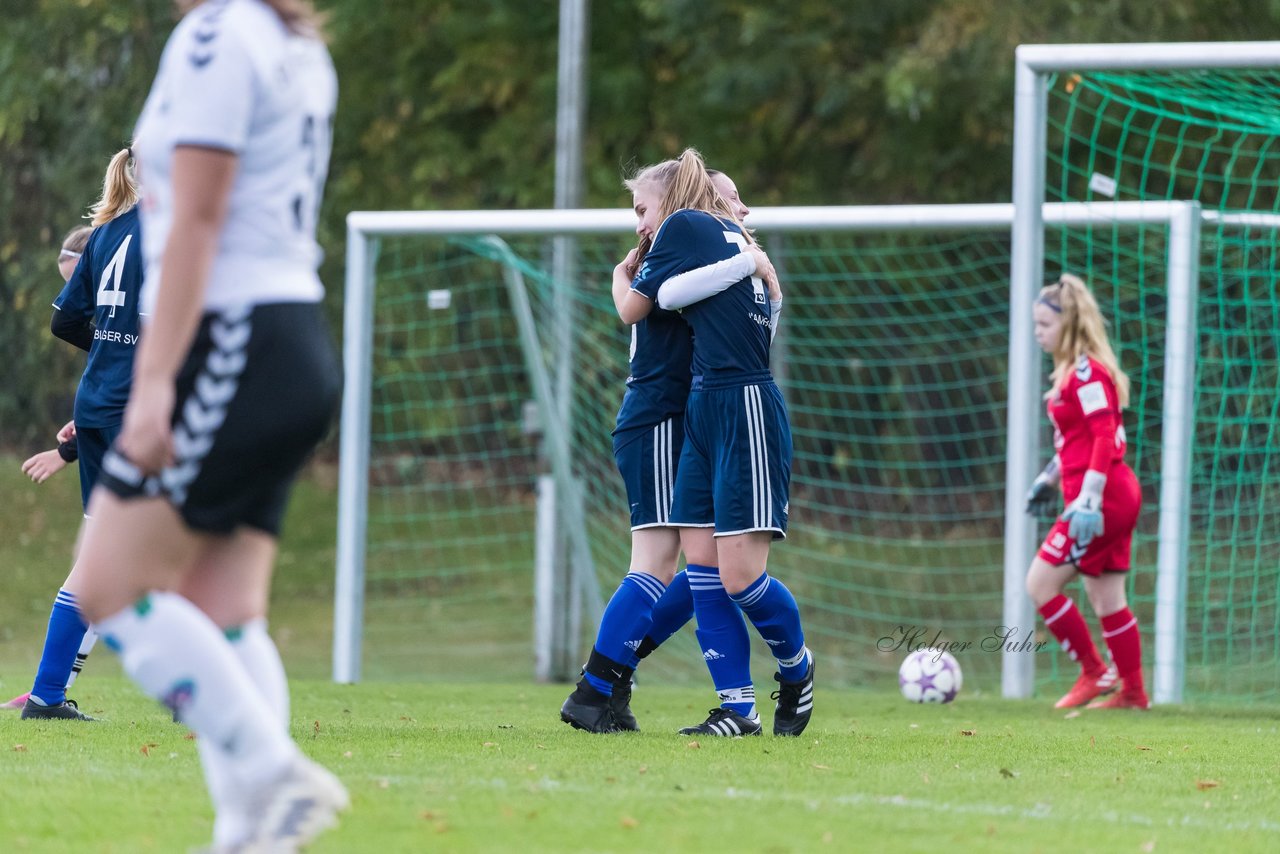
[133,0,337,315]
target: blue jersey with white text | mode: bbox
[636,209,772,390]
[53,206,143,427]
[612,305,692,438]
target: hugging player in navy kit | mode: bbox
[10,148,143,722]
[623,149,813,738]
[560,169,779,734]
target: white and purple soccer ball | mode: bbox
[898,649,963,704]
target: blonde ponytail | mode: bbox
[622,148,749,269]
[88,148,139,227]
[1040,273,1131,408]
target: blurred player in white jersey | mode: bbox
[73,1,347,849]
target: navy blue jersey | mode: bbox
[53,206,143,427]
[637,209,772,390]
[612,308,692,437]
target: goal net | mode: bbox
[1011,44,1280,703]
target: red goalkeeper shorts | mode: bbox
[1037,464,1142,577]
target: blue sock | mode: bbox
[688,564,755,717]
[30,589,89,706]
[586,572,666,695]
[730,573,810,681]
[630,570,694,666]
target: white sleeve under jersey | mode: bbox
[133,0,338,315]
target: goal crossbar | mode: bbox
[337,200,1204,694]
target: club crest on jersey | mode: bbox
[1075,354,1092,382]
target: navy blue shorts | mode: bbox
[670,381,791,538]
[76,424,122,512]
[613,415,683,530]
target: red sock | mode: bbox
[1039,595,1104,674]
[1100,607,1145,694]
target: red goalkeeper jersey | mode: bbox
[1047,354,1128,502]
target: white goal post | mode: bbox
[1007,41,1280,703]
[335,201,1208,698]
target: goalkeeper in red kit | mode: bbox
[1023,274,1148,710]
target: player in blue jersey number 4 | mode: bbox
[7,150,142,722]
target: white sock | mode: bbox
[66,629,98,689]
[201,619,292,846]
[96,591,297,792]
[232,618,291,726]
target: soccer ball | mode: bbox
[898,649,963,703]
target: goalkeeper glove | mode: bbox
[1062,469,1106,546]
[1024,457,1061,517]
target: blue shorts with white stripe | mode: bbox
[612,415,684,530]
[670,380,791,538]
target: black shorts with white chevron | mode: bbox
[98,302,340,536]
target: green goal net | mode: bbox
[1040,65,1280,702]
[357,225,1022,693]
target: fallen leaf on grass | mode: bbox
[1063,711,1081,719]
[686,741,701,749]
[419,810,441,821]
[183,732,196,741]
[342,751,353,758]
[999,768,1018,779]
[376,778,390,789]
[387,751,402,758]
[1140,840,1156,853]
[1136,745,1152,751]
[139,742,159,757]
[812,763,830,770]
[12,744,26,752]
[960,730,976,736]
[637,765,648,774]
[620,816,639,828]
[922,773,930,784]
[313,720,321,737]
[483,742,498,748]
[1196,780,1220,790]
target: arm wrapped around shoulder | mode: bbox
[656,251,757,311]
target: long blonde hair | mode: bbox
[622,148,748,275]
[1040,273,1130,407]
[88,148,139,227]
[177,0,327,37]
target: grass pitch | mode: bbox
[2,678,1278,853]
[3,456,1277,852]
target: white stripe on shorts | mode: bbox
[652,418,674,525]
[744,385,772,530]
